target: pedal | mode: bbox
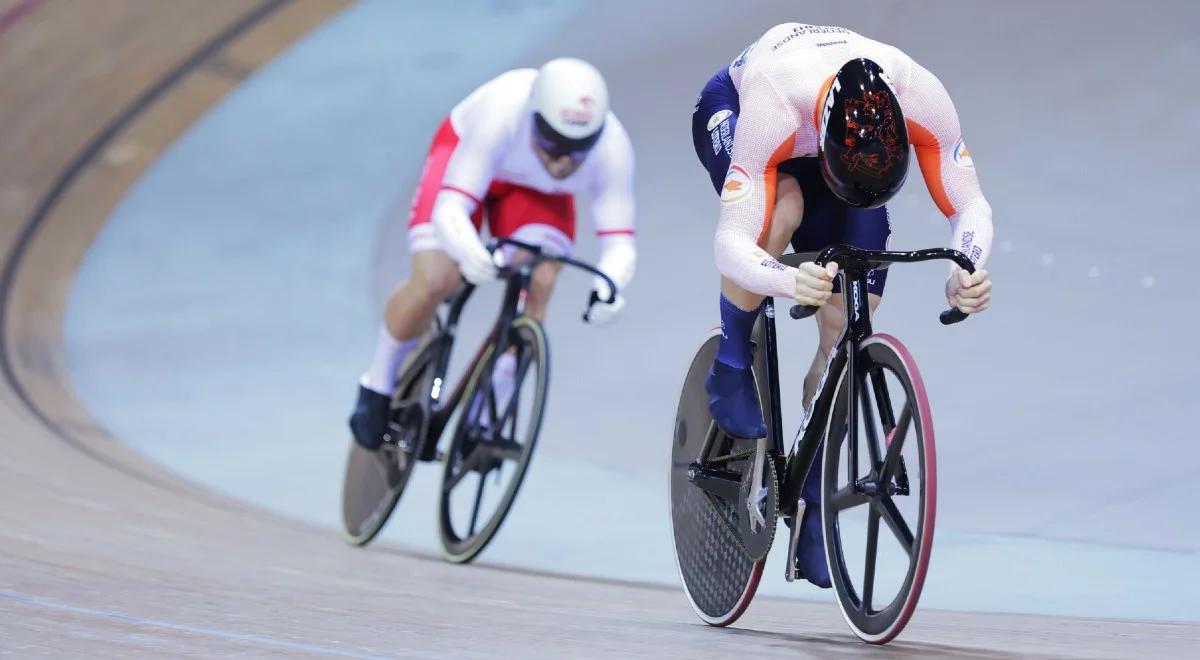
[784,499,807,582]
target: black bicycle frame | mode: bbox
[773,272,868,512]
[418,268,526,445]
[417,238,617,446]
[762,246,975,513]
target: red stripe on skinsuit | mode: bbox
[439,184,482,206]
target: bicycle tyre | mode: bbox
[341,338,439,546]
[437,316,549,563]
[821,333,937,644]
[670,330,766,627]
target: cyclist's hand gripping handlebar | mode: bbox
[786,246,976,326]
[483,237,619,319]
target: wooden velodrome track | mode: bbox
[0,1,1195,656]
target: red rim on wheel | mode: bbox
[821,333,937,644]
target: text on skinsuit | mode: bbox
[772,24,851,51]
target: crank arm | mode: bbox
[784,497,807,582]
[746,437,768,532]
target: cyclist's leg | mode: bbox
[807,205,891,400]
[719,174,803,311]
[351,116,475,448]
[786,158,892,587]
[522,260,563,321]
[485,181,575,322]
[707,174,803,438]
[695,69,805,438]
[352,254,463,448]
[783,158,892,400]
[781,166,839,585]
[383,250,461,338]
[475,183,574,421]
[367,115,472,392]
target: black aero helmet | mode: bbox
[819,58,909,208]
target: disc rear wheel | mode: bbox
[341,340,436,546]
[670,331,773,627]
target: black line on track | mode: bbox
[0,0,292,496]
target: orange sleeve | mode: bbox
[906,118,955,218]
[756,135,798,245]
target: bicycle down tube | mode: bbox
[425,237,618,444]
[775,246,975,511]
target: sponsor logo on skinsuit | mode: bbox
[707,109,733,132]
[732,41,756,68]
[747,251,785,271]
[721,164,753,204]
[953,137,974,168]
[773,24,850,51]
[719,120,734,155]
[960,230,983,263]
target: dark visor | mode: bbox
[533,113,604,159]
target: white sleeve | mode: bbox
[431,190,487,267]
[588,117,637,297]
[430,113,505,265]
[713,71,799,299]
[904,62,993,270]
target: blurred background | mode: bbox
[6,0,1195,633]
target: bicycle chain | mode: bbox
[735,453,777,561]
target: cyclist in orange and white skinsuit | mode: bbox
[350,58,636,451]
[692,24,994,587]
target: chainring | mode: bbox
[735,451,778,561]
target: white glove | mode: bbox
[794,261,839,307]
[583,289,625,325]
[455,241,499,286]
[946,267,992,313]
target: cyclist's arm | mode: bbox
[713,72,799,299]
[904,62,994,269]
[588,114,636,297]
[430,115,505,263]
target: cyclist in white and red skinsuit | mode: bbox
[350,58,636,450]
[692,24,994,587]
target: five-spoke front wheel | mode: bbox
[821,333,937,644]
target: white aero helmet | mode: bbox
[530,57,608,158]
